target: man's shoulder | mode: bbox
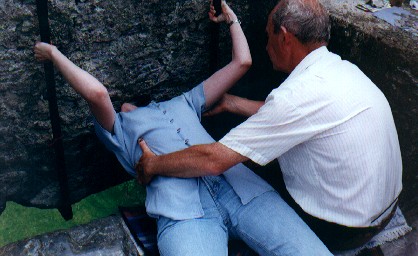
[274,73,318,96]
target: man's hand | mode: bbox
[204,93,234,117]
[34,42,56,62]
[135,139,156,185]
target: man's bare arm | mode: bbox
[136,140,248,184]
[204,93,265,117]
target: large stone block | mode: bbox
[0,215,138,255]
[0,0,416,228]
[0,0,247,213]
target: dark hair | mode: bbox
[272,0,330,44]
[131,94,152,107]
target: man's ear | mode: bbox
[280,26,291,45]
[280,26,287,35]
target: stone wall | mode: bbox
[0,0,256,214]
[0,215,139,255]
[0,0,417,224]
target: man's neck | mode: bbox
[289,41,327,72]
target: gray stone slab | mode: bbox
[381,218,418,256]
[0,215,140,256]
[0,0,416,254]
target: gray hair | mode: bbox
[272,0,331,44]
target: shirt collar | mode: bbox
[286,46,329,81]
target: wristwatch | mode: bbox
[228,19,241,26]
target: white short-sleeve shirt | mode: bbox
[220,47,402,227]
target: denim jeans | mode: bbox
[157,175,331,256]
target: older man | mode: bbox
[138,0,402,251]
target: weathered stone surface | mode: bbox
[0,215,139,256]
[0,0,256,213]
[380,218,418,256]
[0,213,417,256]
[0,0,417,233]
[0,0,278,215]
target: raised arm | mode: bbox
[203,0,252,108]
[34,42,115,132]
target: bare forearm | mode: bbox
[147,145,221,178]
[229,17,251,68]
[227,94,264,117]
[50,47,108,104]
[142,142,247,178]
[203,4,252,107]
[47,46,114,131]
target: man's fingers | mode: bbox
[135,138,155,186]
[203,109,218,117]
[135,165,151,186]
[138,138,152,154]
[136,173,145,185]
[134,159,147,185]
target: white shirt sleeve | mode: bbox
[220,90,315,166]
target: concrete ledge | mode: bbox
[0,213,416,255]
[0,215,139,256]
[0,2,416,253]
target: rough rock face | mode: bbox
[0,215,139,256]
[0,0,263,214]
[0,0,417,226]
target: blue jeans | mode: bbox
[157,176,331,256]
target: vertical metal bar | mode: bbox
[35,0,73,220]
[209,22,220,73]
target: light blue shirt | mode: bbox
[94,83,274,220]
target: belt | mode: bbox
[288,198,399,251]
[333,200,398,251]
[371,197,398,226]
[310,201,398,251]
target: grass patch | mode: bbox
[0,180,146,247]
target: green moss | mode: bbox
[0,180,146,247]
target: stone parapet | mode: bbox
[0,0,416,225]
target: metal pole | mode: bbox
[35,0,73,220]
[209,22,220,73]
